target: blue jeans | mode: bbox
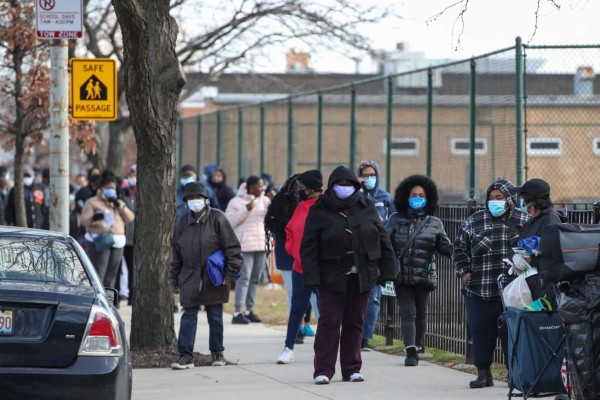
[362,285,382,340]
[178,304,224,357]
[285,270,316,349]
[464,295,507,370]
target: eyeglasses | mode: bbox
[361,173,376,178]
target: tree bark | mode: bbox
[112,0,185,350]
[12,42,27,228]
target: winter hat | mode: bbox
[510,178,550,199]
[183,182,208,201]
[298,170,323,192]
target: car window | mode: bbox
[0,236,90,285]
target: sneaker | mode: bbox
[295,330,305,344]
[343,372,365,382]
[232,313,250,324]
[276,347,294,364]
[314,375,330,385]
[171,355,194,370]
[245,311,262,323]
[361,338,372,352]
[302,324,316,336]
[211,352,226,366]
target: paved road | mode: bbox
[120,305,508,400]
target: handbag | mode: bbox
[207,249,226,286]
[93,231,114,252]
[268,250,284,285]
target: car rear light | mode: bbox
[78,305,123,356]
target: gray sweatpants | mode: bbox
[234,251,267,313]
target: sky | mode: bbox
[303,0,599,74]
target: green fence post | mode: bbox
[427,68,433,178]
[317,92,323,171]
[350,84,357,172]
[515,36,525,185]
[195,116,202,174]
[386,76,393,192]
[469,59,477,199]
[177,117,183,174]
[260,105,265,175]
[238,108,243,182]
[216,111,222,166]
[287,98,294,177]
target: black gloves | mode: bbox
[110,198,121,208]
[92,212,105,221]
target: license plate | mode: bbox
[0,309,13,335]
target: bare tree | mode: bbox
[111,0,185,349]
[84,0,392,174]
[0,0,50,227]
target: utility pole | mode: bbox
[49,39,70,233]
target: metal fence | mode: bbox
[177,39,600,204]
[376,202,600,363]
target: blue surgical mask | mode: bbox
[69,194,76,202]
[180,176,195,186]
[332,184,355,200]
[103,188,117,199]
[488,200,507,217]
[519,199,528,214]
[364,176,376,190]
[409,197,427,211]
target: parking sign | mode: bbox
[35,0,83,40]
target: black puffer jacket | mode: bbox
[301,166,397,294]
[387,212,452,290]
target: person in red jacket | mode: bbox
[276,169,323,364]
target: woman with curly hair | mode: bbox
[386,174,452,366]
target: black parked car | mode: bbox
[0,227,132,400]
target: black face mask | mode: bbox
[298,190,310,201]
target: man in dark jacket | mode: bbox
[356,159,396,351]
[5,165,47,229]
[170,182,243,369]
[510,178,566,306]
[301,165,397,384]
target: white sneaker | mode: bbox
[344,372,364,382]
[276,347,294,364]
[314,375,330,385]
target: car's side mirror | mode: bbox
[105,288,119,307]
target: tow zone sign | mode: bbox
[35,0,83,39]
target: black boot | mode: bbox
[469,369,493,388]
[404,346,419,366]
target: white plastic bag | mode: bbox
[502,274,533,308]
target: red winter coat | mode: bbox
[285,198,318,274]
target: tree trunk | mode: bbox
[106,118,131,175]
[12,43,27,228]
[112,0,185,350]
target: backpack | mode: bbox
[538,223,600,282]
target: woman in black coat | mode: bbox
[386,175,452,366]
[301,165,397,384]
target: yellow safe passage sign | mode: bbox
[70,58,117,121]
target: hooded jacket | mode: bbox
[225,182,270,252]
[357,160,395,221]
[300,166,397,293]
[452,178,530,301]
[211,169,235,211]
[285,197,318,274]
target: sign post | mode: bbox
[35,0,83,234]
[70,58,118,121]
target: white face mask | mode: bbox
[188,199,207,213]
[23,176,34,186]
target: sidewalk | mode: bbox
[120,305,508,400]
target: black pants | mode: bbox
[464,295,508,370]
[396,284,430,349]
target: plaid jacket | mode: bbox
[452,179,530,301]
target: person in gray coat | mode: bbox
[170,182,243,369]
